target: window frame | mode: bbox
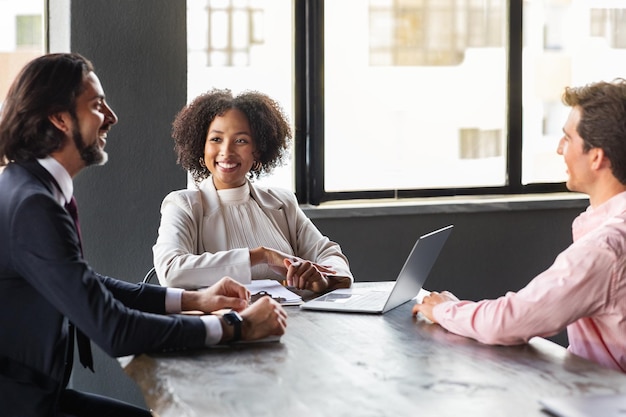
[294,0,567,206]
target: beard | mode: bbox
[70,117,108,167]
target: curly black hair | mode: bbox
[172,88,292,184]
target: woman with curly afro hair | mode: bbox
[153,88,353,293]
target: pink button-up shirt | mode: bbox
[433,192,626,372]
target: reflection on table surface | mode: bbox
[121,283,626,417]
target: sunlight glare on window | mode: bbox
[522,0,626,185]
[325,0,508,192]
[0,0,45,109]
[186,0,294,190]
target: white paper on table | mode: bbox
[246,279,303,305]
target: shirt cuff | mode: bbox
[200,315,223,345]
[165,288,223,345]
[165,287,184,314]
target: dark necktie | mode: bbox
[65,196,95,372]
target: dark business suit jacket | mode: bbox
[0,161,207,416]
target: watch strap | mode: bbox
[223,311,242,342]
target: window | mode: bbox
[522,1,626,185]
[323,0,507,195]
[187,0,626,205]
[590,8,626,49]
[188,0,264,67]
[16,14,42,49]
[0,0,44,171]
[0,1,45,109]
[187,0,293,190]
[369,0,504,67]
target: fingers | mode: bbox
[284,259,300,287]
[314,264,336,274]
[422,290,457,304]
[285,260,330,291]
[214,276,251,300]
[412,300,436,322]
[226,278,250,300]
[440,290,459,302]
[242,297,288,340]
[412,303,421,316]
[421,291,444,304]
[283,258,296,285]
[273,301,288,334]
[287,261,306,287]
[412,291,448,323]
[255,297,287,335]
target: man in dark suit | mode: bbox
[0,53,288,417]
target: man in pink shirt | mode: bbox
[414,79,626,373]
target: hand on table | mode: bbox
[258,247,337,292]
[412,290,459,323]
[283,258,337,293]
[240,296,288,341]
[182,276,250,313]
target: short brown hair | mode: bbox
[562,78,626,184]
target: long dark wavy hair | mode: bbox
[172,88,292,184]
[0,53,94,165]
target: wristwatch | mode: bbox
[222,311,243,342]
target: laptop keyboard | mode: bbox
[345,291,389,308]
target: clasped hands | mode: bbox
[252,246,338,293]
[181,277,287,342]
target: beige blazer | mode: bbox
[153,179,353,289]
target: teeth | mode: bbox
[219,162,237,169]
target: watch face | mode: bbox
[224,311,243,324]
[224,311,243,342]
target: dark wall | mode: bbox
[49,0,187,407]
[69,0,188,280]
[308,204,583,299]
[307,201,585,350]
[47,0,589,409]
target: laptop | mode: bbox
[300,224,453,314]
[539,394,626,417]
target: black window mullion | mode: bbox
[307,0,325,205]
[294,0,325,205]
[294,0,565,206]
[507,0,523,191]
[294,0,308,203]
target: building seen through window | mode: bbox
[186,1,626,201]
[369,0,504,67]
[2,1,623,203]
[188,0,265,67]
[0,0,44,171]
[0,1,44,110]
[187,0,293,190]
[523,1,626,185]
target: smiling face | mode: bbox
[557,106,594,194]
[202,108,257,190]
[47,71,118,176]
[71,72,118,167]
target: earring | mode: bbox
[252,160,262,172]
[199,157,206,168]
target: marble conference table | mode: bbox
[120,283,626,417]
